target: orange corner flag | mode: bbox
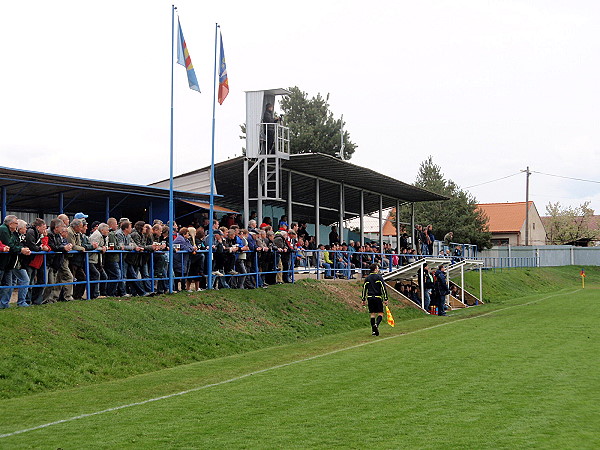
[386,305,395,327]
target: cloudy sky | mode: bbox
[2,0,598,215]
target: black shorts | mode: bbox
[367,297,384,314]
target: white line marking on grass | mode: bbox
[0,289,579,439]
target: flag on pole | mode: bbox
[177,19,200,92]
[217,32,229,104]
[580,268,586,277]
[385,305,395,327]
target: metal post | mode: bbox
[254,251,260,287]
[479,265,483,304]
[410,203,415,250]
[316,250,321,280]
[419,261,424,309]
[287,170,293,224]
[105,196,110,221]
[59,192,64,215]
[148,201,153,223]
[85,252,92,300]
[524,166,530,246]
[315,178,320,246]
[339,182,344,243]
[395,199,400,252]
[359,190,364,245]
[257,159,263,224]
[243,158,250,227]
[378,194,383,251]
[461,264,465,304]
[1,186,6,220]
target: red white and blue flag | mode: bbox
[177,19,200,92]
[218,32,229,104]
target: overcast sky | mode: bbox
[2,0,599,215]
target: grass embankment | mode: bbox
[456,265,599,303]
[0,279,420,399]
[1,267,596,401]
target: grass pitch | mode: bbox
[2,285,599,448]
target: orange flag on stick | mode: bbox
[385,305,395,327]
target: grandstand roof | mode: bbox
[0,165,212,219]
[152,153,447,225]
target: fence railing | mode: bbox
[1,248,478,304]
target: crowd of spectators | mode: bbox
[0,211,463,308]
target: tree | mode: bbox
[413,157,492,250]
[545,201,599,245]
[278,86,357,159]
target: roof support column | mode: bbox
[395,199,400,252]
[1,186,6,220]
[379,194,383,251]
[257,160,263,227]
[359,190,364,245]
[59,192,64,215]
[243,158,249,227]
[287,170,292,224]
[105,196,110,222]
[410,203,415,250]
[315,178,320,246]
[339,182,344,243]
[148,201,153,223]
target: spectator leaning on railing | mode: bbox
[89,223,109,299]
[24,218,50,305]
[0,215,32,308]
[45,218,74,303]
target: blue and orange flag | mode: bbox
[218,32,229,104]
[177,19,200,92]
[580,268,586,277]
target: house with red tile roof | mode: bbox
[476,201,546,246]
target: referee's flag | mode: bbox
[385,305,395,327]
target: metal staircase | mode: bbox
[381,257,484,312]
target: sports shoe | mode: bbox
[197,288,204,292]
[374,324,380,336]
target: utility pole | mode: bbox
[523,166,531,246]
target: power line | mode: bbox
[531,171,600,184]
[465,172,522,189]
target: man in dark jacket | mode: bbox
[262,103,279,153]
[361,264,389,336]
[44,218,74,303]
[24,218,51,305]
[418,263,435,311]
[434,265,450,316]
[0,215,32,308]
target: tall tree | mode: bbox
[413,157,492,250]
[278,86,357,159]
[545,201,598,245]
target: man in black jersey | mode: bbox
[361,263,388,336]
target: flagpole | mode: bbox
[168,4,176,293]
[207,23,219,290]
